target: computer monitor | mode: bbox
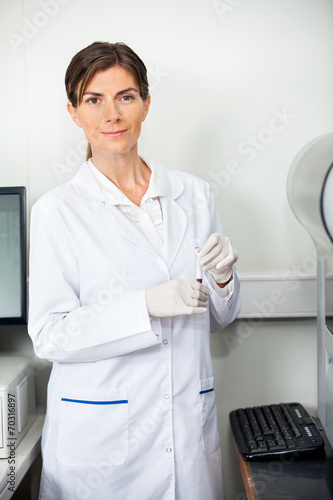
[0,187,27,324]
[287,132,333,448]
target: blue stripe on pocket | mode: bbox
[61,397,128,405]
[199,388,214,395]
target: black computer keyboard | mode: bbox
[230,402,325,460]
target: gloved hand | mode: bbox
[145,279,211,318]
[198,233,238,284]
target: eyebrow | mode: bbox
[83,87,140,98]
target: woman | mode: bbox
[28,41,240,500]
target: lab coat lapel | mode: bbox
[153,164,187,269]
[161,196,187,269]
[105,204,159,256]
[72,162,158,255]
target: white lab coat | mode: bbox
[28,160,240,500]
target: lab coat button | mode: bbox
[164,394,169,399]
[166,447,172,453]
[163,339,168,345]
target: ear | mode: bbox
[67,102,82,128]
[141,94,151,122]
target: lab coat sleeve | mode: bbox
[207,271,241,332]
[204,187,241,332]
[28,201,161,363]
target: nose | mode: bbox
[104,98,121,123]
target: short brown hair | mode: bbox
[65,41,149,108]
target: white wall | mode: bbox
[0,0,332,498]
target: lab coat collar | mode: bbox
[72,160,184,202]
[86,158,167,206]
[71,160,187,266]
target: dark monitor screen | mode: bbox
[0,187,27,324]
[324,244,333,337]
[325,273,333,336]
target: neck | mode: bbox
[90,148,151,206]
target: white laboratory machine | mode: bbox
[287,132,333,448]
[0,356,36,459]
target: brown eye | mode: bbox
[121,94,134,102]
[87,97,100,104]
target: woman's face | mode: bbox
[67,65,150,159]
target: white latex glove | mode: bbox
[145,279,211,318]
[198,233,238,284]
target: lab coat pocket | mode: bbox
[199,378,220,454]
[57,388,128,467]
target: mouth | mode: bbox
[101,129,127,138]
